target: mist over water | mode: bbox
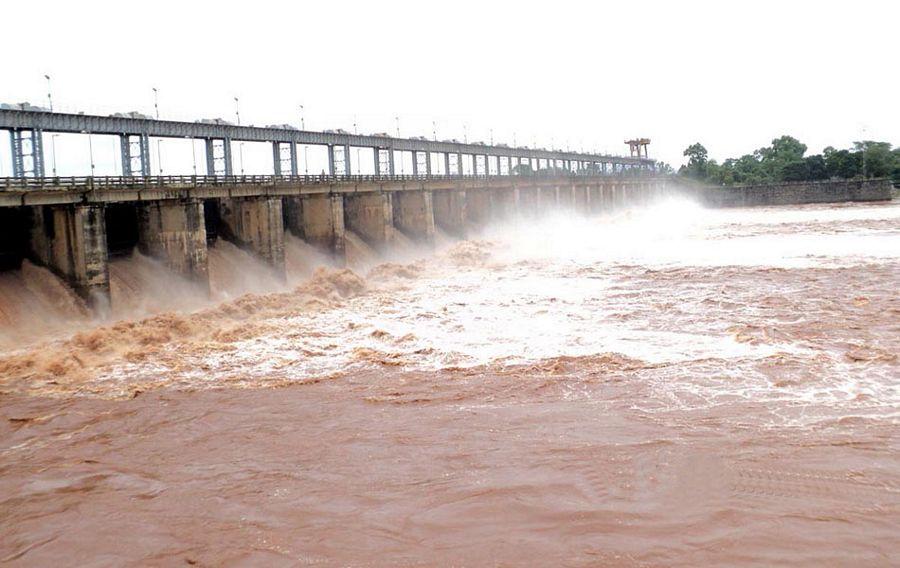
[1,197,898,565]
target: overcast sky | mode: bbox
[1,0,897,176]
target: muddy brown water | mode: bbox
[1,199,898,566]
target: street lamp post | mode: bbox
[152,87,160,119]
[191,138,197,175]
[51,134,58,176]
[87,131,95,176]
[395,116,403,174]
[234,97,243,175]
[44,74,53,112]
[353,115,360,175]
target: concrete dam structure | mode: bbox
[692,178,894,208]
[0,174,669,311]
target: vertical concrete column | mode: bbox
[392,190,435,245]
[137,199,209,289]
[573,184,589,212]
[205,138,233,176]
[29,204,110,309]
[388,148,395,175]
[219,196,286,277]
[327,144,336,176]
[343,192,394,249]
[456,152,463,175]
[272,142,283,176]
[444,152,451,177]
[411,151,419,176]
[343,144,352,175]
[433,189,467,236]
[591,185,605,214]
[374,148,382,175]
[284,193,346,263]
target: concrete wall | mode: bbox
[517,187,539,217]
[538,187,558,211]
[137,199,209,288]
[392,191,435,244]
[344,192,394,249]
[491,188,518,220]
[466,189,492,228]
[693,178,893,208]
[284,194,346,262]
[573,185,590,212]
[29,204,110,308]
[432,189,467,236]
[219,196,286,276]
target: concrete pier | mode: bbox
[392,191,436,244]
[344,192,394,249]
[219,197,286,276]
[29,204,110,308]
[0,174,683,315]
[283,194,346,262]
[573,185,590,212]
[137,199,209,288]
[466,189,492,228]
[517,187,539,217]
[432,189,467,237]
[538,187,557,211]
[491,188,518,220]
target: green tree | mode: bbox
[511,163,534,175]
[655,162,675,174]
[824,147,860,179]
[804,154,828,180]
[677,137,897,185]
[732,154,767,184]
[854,141,894,178]
[680,143,709,180]
[758,135,807,181]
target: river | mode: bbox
[1,198,898,566]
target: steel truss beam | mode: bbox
[9,129,44,177]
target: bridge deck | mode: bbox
[0,174,659,208]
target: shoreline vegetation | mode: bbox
[663,136,899,187]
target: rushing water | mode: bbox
[1,198,898,566]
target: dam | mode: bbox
[0,173,669,312]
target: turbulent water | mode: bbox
[1,198,898,566]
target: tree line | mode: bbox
[672,136,899,185]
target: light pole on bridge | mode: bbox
[300,105,308,174]
[82,130,95,176]
[51,134,58,176]
[395,116,403,175]
[234,97,244,175]
[44,74,53,112]
[152,88,163,174]
[152,87,160,119]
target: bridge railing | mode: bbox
[0,171,655,191]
